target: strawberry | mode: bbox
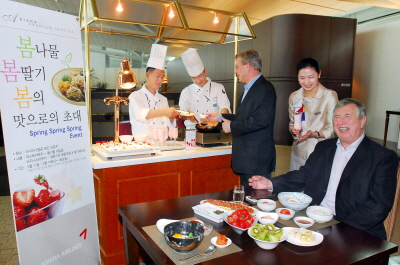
[13,189,34,207]
[14,205,28,231]
[49,189,61,203]
[15,218,27,231]
[26,207,48,227]
[34,175,50,189]
[34,189,52,207]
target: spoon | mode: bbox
[179,245,216,262]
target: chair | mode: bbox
[384,162,400,241]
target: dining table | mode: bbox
[118,188,398,265]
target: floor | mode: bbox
[0,143,399,265]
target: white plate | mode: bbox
[210,236,232,248]
[200,200,258,215]
[156,219,178,234]
[178,110,195,117]
[51,68,85,105]
[285,227,324,247]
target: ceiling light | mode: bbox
[213,12,219,24]
[116,0,123,12]
[169,7,175,18]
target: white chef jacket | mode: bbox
[128,85,171,135]
[179,77,231,121]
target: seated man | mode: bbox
[249,98,398,240]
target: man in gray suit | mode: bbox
[250,98,398,239]
[206,50,276,187]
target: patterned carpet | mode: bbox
[0,197,18,265]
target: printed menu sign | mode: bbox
[0,0,100,264]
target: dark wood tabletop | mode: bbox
[118,189,398,265]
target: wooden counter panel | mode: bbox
[94,154,237,265]
[117,173,181,205]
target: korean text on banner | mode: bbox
[0,0,100,264]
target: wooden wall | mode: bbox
[167,14,356,145]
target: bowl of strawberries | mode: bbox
[13,175,65,232]
[223,208,258,234]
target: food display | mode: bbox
[202,199,256,214]
[95,141,155,152]
[279,209,291,215]
[249,223,284,242]
[289,228,316,243]
[13,175,64,231]
[226,208,255,229]
[216,234,228,245]
[52,68,85,104]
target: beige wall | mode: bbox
[352,17,400,143]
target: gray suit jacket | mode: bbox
[223,75,276,176]
[271,136,398,239]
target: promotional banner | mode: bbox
[0,0,100,264]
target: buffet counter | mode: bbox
[91,144,239,265]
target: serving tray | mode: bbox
[92,144,160,160]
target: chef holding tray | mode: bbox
[178,48,231,126]
[129,44,179,136]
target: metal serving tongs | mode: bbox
[179,245,216,263]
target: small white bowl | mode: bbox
[133,134,147,142]
[247,226,288,250]
[294,216,315,228]
[275,208,295,220]
[257,212,278,225]
[211,236,232,248]
[306,206,334,223]
[257,199,277,212]
[156,219,178,234]
[119,135,133,143]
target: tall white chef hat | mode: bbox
[147,44,168,70]
[181,48,204,77]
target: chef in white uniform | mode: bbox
[179,48,231,123]
[129,44,179,135]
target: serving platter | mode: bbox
[200,199,258,214]
[285,227,324,247]
[92,143,160,159]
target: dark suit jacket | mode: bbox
[223,75,276,176]
[271,136,398,239]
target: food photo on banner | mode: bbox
[0,0,100,264]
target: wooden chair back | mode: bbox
[384,162,400,241]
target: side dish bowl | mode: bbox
[278,192,312,211]
[306,206,333,223]
[257,199,277,212]
[257,212,279,225]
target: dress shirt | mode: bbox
[241,74,261,102]
[320,133,365,214]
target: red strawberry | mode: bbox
[49,189,61,203]
[34,189,52,207]
[15,218,27,231]
[13,189,34,207]
[14,205,27,231]
[34,175,49,189]
[26,207,48,227]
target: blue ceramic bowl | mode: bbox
[278,192,312,211]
